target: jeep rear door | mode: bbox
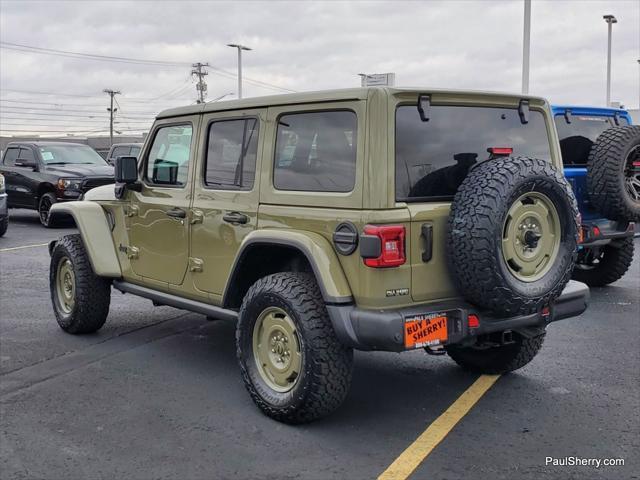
[394,97,554,303]
[189,109,264,299]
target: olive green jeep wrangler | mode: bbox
[48,87,589,423]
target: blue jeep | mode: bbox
[552,105,638,286]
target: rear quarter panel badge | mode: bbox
[386,288,409,297]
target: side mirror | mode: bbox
[15,160,37,170]
[115,156,138,184]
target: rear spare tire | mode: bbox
[587,125,640,221]
[447,156,579,317]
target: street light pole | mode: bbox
[603,14,617,107]
[227,44,252,99]
[522,0,531,94]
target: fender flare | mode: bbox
[224,229,354,305]
[49,201,121,278]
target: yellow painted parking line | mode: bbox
[378,374,500,480]
[0,243,49,252]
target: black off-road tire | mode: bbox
[446,331,546,374]
[572,237,635,287]
[447,157,579,317]
[0,216,7,237]
[49,234,111,333]
[587,126,640,221]
[39,192,59,228]
[236,272,353,424]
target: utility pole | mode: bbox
[191,62,210,103]
[103,89,120,146]
[603,14,617,107]
[522,0,531,94]
[227,44,252,99]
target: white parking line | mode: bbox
[0,243,49,253]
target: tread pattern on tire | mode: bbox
[236,272,353,424]
[446,332,546,374]
[447,156,579,316]
[587,125,640,221]
[572,237,635,287]
[0,216,7,237]
[49,234,111,334]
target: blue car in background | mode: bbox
[552,105,639,286]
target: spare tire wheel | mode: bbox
[587,125,640,221]
[447,156,579,317]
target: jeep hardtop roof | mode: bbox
[157,87,549,119]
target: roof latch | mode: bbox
[613,112,621,126]
[518,99,530,124]
[418,94,431,122]
[564,109,572,124]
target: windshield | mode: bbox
[39,145,108,166]
[554,114,629,166]
[395,105,551,201]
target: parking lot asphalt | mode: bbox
[1,209,638,480]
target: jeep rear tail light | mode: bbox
[487,147,513,156]
[362,225,406,268]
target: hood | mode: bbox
[83,183,116,201]
[43,164,114,178]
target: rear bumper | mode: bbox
[580,219,635,247]
[327,280,590,352]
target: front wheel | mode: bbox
[236,272,353,424]
[50,234,111,333]
[0,216,7,237]
[446,331,546,374]
[572,237,634,286]
[39,192,59,228]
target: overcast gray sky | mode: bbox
[0,0,638,135]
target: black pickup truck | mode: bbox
[0,142,114,227]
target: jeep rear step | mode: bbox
[326,280,589,352]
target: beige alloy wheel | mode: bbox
[252,307,303,393]
[56,256,76,314]
[502,192,562,282]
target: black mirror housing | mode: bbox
[15,160,37,170]
[115,156,138,184]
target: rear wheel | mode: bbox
[50,234,111,333]
[446,331,546,374]
[39,192,59,228]
[572,237,634,286]
[236,272,353,424]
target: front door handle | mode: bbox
[223,211,249,224]
[166,208,186,219]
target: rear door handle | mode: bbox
[223,211,249,224]
[166,208,186,219]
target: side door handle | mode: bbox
[166,207,186,219]
[223,211,249,225]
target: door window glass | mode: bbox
[110,146,130,159]
[18,148,35,162]
[3,148,19,166]
[205,118,258,190]
[274,111,357,192]
[145,125,193,186]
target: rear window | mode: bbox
[554,114,629,166]
[274,110,357,192]
[395,105,551,201]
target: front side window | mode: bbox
[395,105,551,201]
[110,146,130,159]
[145,125,193,186]
[554,115,628,166]
[205,118,258,190]
[274,110,357,192]
[130,146,141,158]
[18,148,35,162]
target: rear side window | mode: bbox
[554,115,626,166]
[395,105,551,201]
[3,148,19,165]
[274,110,357,192]
[145,125,192,187]
[205,118,258,190]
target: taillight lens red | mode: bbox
[363,225,406,268]
[488,147,513,156]
[467,314,480,328]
